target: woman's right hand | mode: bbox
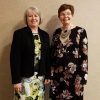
[44,79,50,85]
[14,83,22,92]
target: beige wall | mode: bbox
[0,0,100,99]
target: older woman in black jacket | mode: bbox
[10,6,50,100]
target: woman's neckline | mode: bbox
[61,25,77,32]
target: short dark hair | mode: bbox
[58,4,74,17]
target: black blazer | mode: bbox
[10,26,50,84]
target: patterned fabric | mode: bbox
[14,74,44,100]
[33,34,41,72]
[50,26,88,100]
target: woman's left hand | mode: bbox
[75,82,82,96]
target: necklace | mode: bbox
[60,30,71,39]
[60,29,71,45]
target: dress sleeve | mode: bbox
[10,31,22,84]
[75,28,88,85]
[50,32,56,67]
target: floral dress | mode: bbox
[14,34,44,100]
[50,26,88,100]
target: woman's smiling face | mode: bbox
[26,9,40,28]
[59,9,73,26]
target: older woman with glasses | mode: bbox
[50,4,88,100]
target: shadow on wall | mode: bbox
[44,15,60,100]
[0,20,25,100]
[45,15,60,42]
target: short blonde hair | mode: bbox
[24,6,42,25]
